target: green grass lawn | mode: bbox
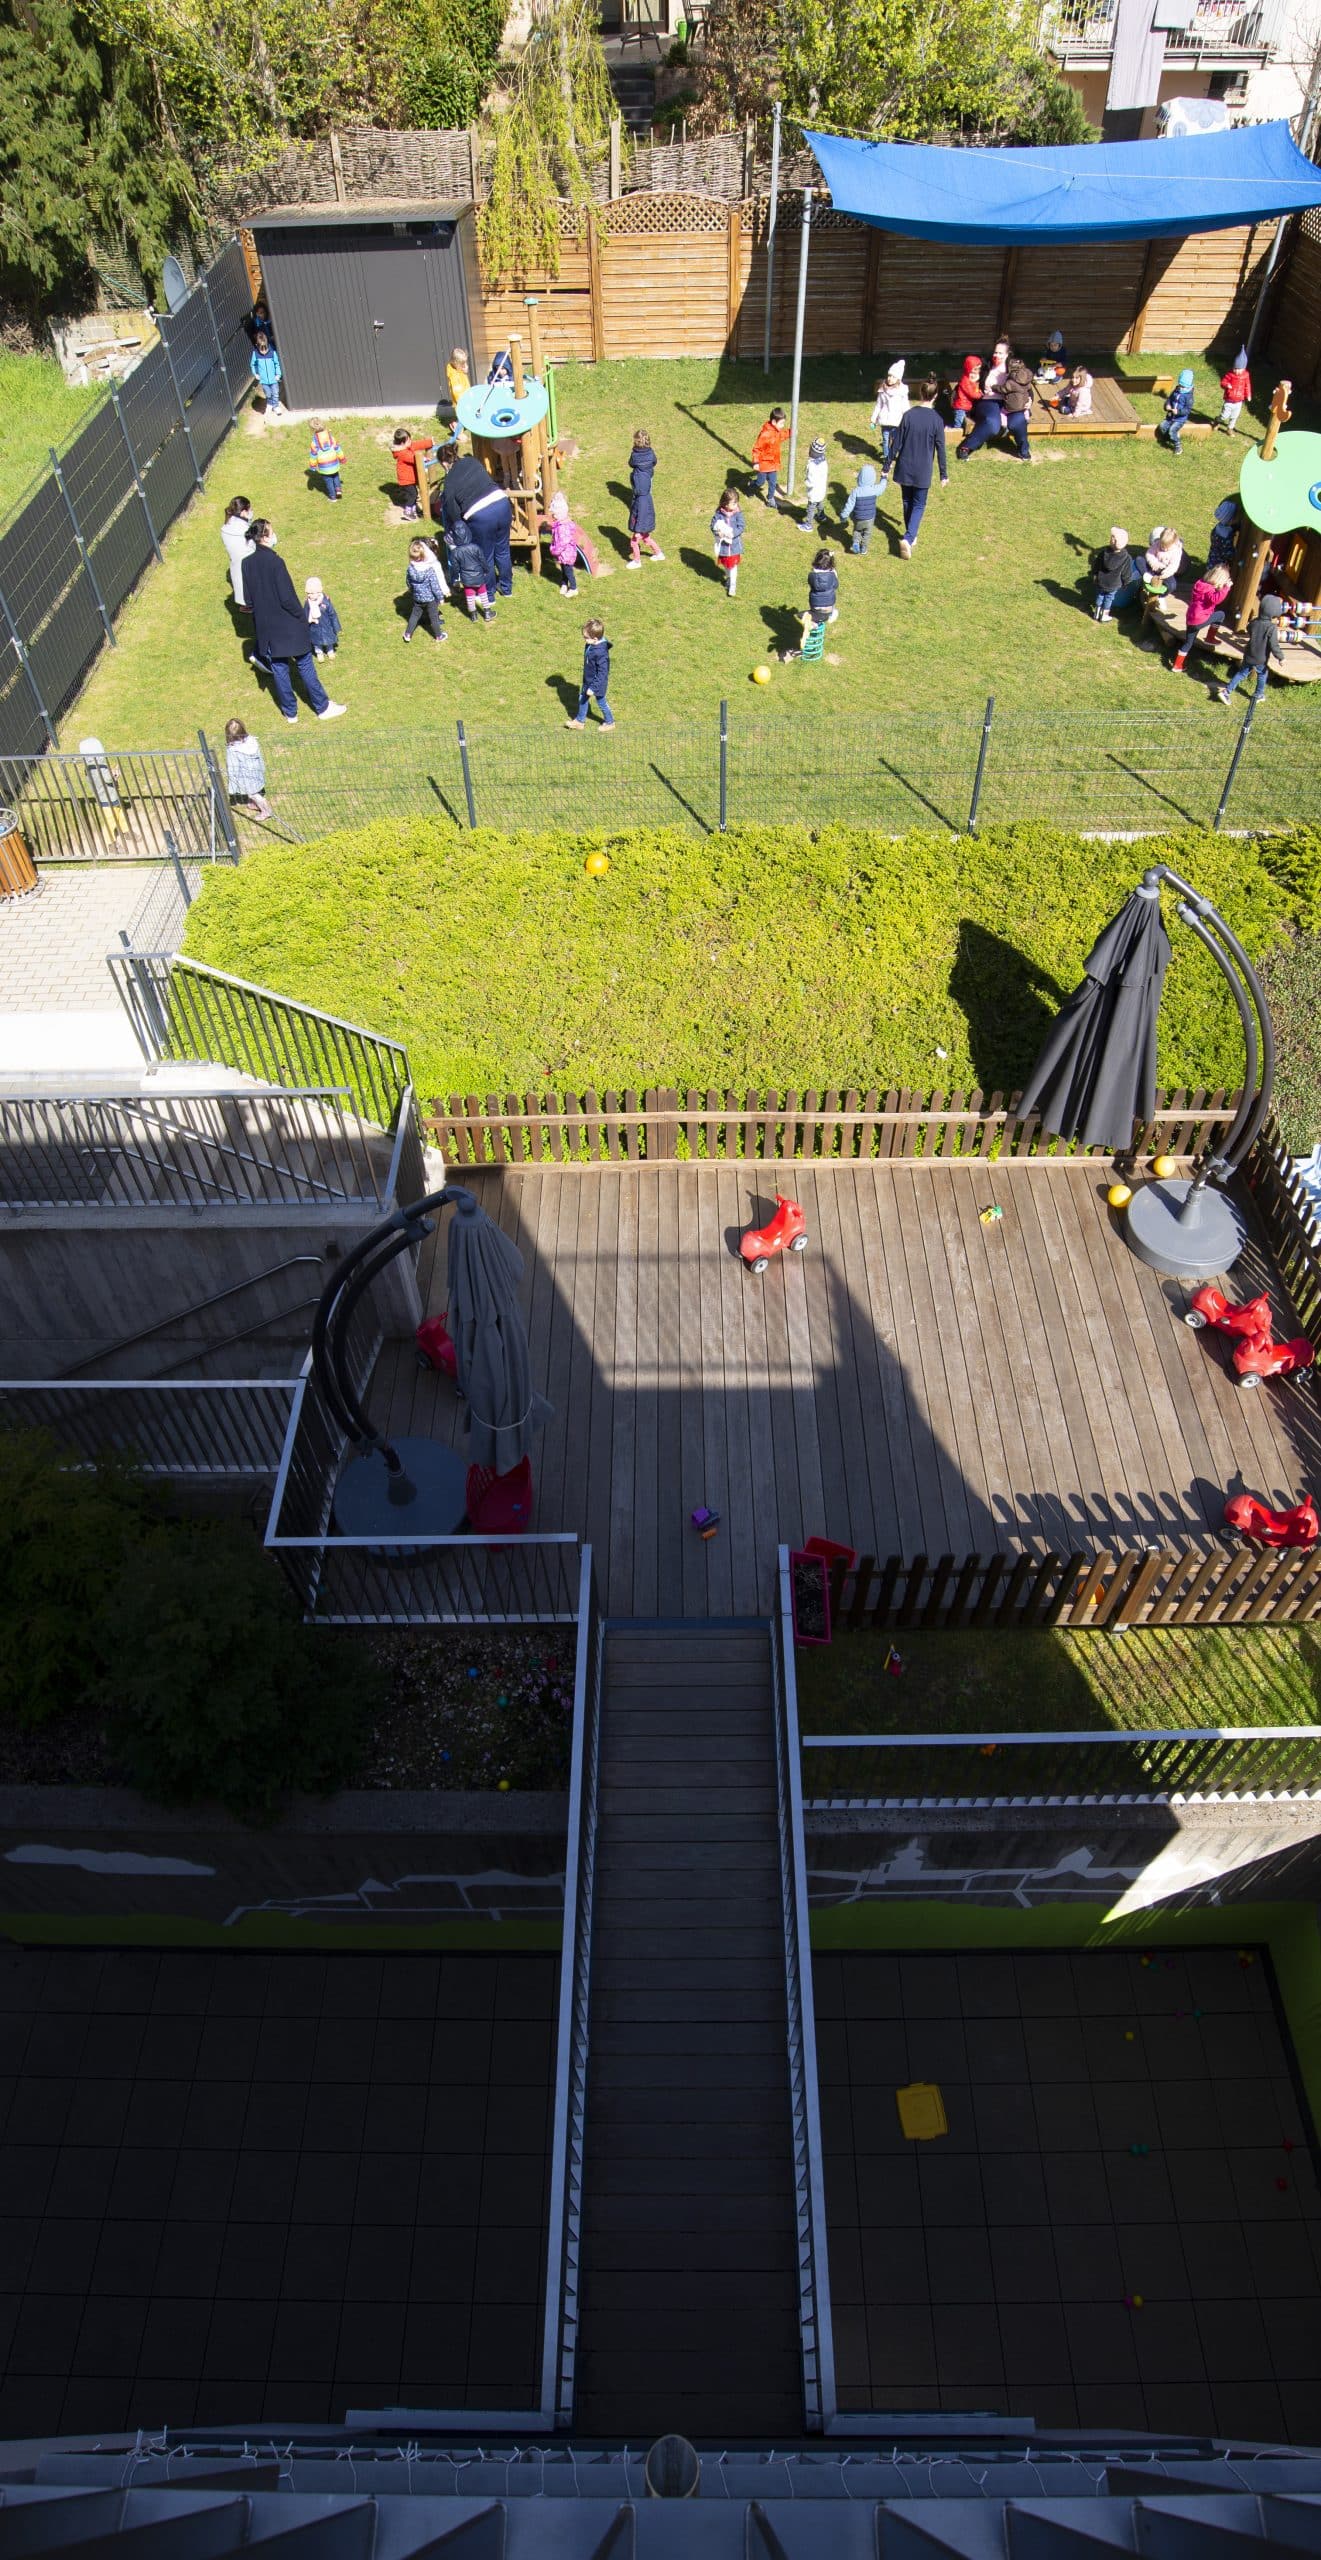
[70,350,1321,761]
[796,1621,1321,1796]
[0,353,105,518]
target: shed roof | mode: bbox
[250,201,469,227]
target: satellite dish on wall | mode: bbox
[161,256,189,314]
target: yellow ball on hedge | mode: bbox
[584,851,610,878]
[752,665,772,685]
[1107,1181,1133,1209]
[1152,1152,1177,1179]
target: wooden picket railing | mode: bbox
[823,1538,1321,1634]
[1247,1118,1321,1346]
[424,1084,1239,1168]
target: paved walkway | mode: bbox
[0,866,159,1072]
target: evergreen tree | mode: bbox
[0,0,193,311]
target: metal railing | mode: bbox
[1040,0,1276,48]
[0,1377,298,1475]
[0,1089,399,1212]
[210,697,1316,844]
[801,1724,1321,1806]
[0,742,236,862]
[107,952,413,1134]
[773,1547,836,2433]
[59,1252,326,1379]
[542,1546,605,2425]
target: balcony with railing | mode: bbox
[1039,0,1279,66]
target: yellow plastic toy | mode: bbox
[896,2081,948,2141]
[584,851,611,877]
[1152,1152,1177,1179]
[1107,1181,1133,1209]
[752,665,772,685]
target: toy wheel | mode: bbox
[1184,1310,1206,1330]
[1239,1373,1261,1390]
[790,1234,808,1252]
[750,1255,769,1275]
[416,1352,432,1370]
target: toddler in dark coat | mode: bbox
[566,618,614,728]
[627,429,664,565]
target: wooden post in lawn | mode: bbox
[1232,378,1292,629]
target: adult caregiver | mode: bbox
[440,453,514,600]
[243,521,347,724]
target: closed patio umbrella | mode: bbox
[446,1185,552,1471]
[1017,878,1171,1153]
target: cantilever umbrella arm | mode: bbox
[312,1185,467,1462]
[1143,863,1276,1171]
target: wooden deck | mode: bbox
[375,1159,1321,1619]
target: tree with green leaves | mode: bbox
[0,0,194,312]
[479,0,616,284]
[690,0,1093,147]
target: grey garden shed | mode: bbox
[249,205,478,411]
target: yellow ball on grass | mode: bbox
[584,851,611,878]
[752,665,772,685]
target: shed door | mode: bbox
[357,226,465,404]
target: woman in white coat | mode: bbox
[221,496,254,609]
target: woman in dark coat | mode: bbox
[440,453,514,600]
[626,429,663,565]
[242,523,346,724]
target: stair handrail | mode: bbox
[148,1294,326,1380]
[542,1545,605,2426]
[772,1543,837,2432]
[58,1254,326,1378]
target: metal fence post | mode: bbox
[157,316,205,491]
[1214,692,1257,830]
[457,720,477,827]
[49,446,115,650]
[967,693,995,834]
[198,727,241,861]
[111,380,163,563]
[199,278,239,426]
[164,829,193,913]
[0,580,56,748]
[719,697,729,832]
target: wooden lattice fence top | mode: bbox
[600,192,732,235]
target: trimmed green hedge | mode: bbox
[185,820,1319,1107]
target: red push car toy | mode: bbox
[415,1312,458,1377]
[1232,1334,1316,1390]
[1224,1491,1319,1548]
[1184,1286,1272,1345]
[740,1194,808,1276]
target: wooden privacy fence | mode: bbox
[424,1084,1238,1166]
[820,1540,1321,1635]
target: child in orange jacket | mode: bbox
[391,425,435,521]
[751,408,789,509]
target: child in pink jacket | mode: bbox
[543,493,593,594]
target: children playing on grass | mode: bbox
[392,426,434,521]
[308,421,344,500]
[250,333,283,417]
[403,539,448,644]
[225,718,272,821]
[1057,365,1093,418]
[999,359,1037,461]
[1218,348,1252,433]
[446,347,471,409]
[1091,528,1140,621]
[889,380,947,557]
[751,408,789,508]
[544,493,590,594]
[800,437,828,533]
[1207,495,1241,572]
[1170,564,1233,673]
[952,357,982,438]
[840,462,879,553]
[567,619,614,728]
[871,362,908,476]
[304,577,340,660]
[1038,328,1068,380]
[711,489,744,596]
[627,430,664,564]
[782,549,839,659]
[444,522,493,623]
[1157,369,1195,453]
[1143,526,1184,594]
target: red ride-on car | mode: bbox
[1184,1286,1273,1345]
[1233,1333,1316,1390]
[740,1194,808,1276]
[1224,1491,1320,1548]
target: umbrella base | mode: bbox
[1125,1177,1246,1281]
[333,1438,470,1550]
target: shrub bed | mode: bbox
[186,820,1318,1108]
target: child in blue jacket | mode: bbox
[250,333,283,416]
[567,618,614,728]
[1157,368,1195,454]
[402,539,448,643]
[840,461,879,554]
[710,488,744,597]
[304,576,341,659]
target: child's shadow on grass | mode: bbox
[1061,529,1094,560]
[598,521,634,562]
[760,604,804,656]
[836,430,876,460]
[680,545,725,585]
[545,672,582,716]
[674,401,747,463]
[1038,575,1097,619]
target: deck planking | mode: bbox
[379,1160,1314,1618]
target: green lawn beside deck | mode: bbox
[0,353,104,518]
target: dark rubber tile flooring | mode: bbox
[816,1945,1321,2440]
[0,1947,555,2438]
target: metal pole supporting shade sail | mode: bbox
[446,1187,553,1472]
[1017,879,1171,1153]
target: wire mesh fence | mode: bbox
[231,694,1318,846]
[0,242,250,762]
